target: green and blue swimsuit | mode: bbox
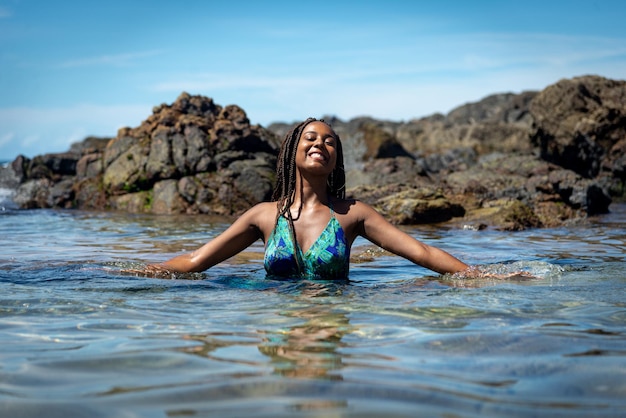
[264,206,349,280]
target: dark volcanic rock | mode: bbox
[6,75,623,229]
[11,92,280,216]
[530,75,626,180]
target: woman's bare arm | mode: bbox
[143,203,270,274]
[355,201,469,274]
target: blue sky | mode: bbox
[1,1,626,160]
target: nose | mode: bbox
[312,135,325,148]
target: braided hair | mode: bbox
[271,118,346,272]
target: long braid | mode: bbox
[272,117,317,218]
[271,118,315,274]
[327,137,346,199]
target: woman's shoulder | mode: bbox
[252,200,277,210]
[332,198,376,217]
[234,201,278,234]
[246,201,278,217]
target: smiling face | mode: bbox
[295,121,338,177]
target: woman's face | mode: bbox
[295,121,338,176]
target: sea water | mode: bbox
[0,189,625,417]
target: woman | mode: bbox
[139,118,469,279]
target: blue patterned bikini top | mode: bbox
[264,206,350,280]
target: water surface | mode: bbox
[1,199,625,417]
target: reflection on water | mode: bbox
[258,291,352,380]
[0,205,625,416]
[177,282,353,383]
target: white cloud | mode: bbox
[0,103,152,158]
[0,103,150,127]
[21,135,41,147]
[151,74,322,93]
[150,31,626,101]
[0,132,14,147]
[57,50,165,68]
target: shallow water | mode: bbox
[1,195,625,417]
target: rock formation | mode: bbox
[2,75,623,230]
[8,93,280,215]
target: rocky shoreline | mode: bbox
[1,75,624,230]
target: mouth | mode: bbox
[308,151,327,162]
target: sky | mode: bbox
[1,1,626,160]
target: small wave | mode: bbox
[0,187,16,210]
[446,260,565,286]
[480,260,565,279]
